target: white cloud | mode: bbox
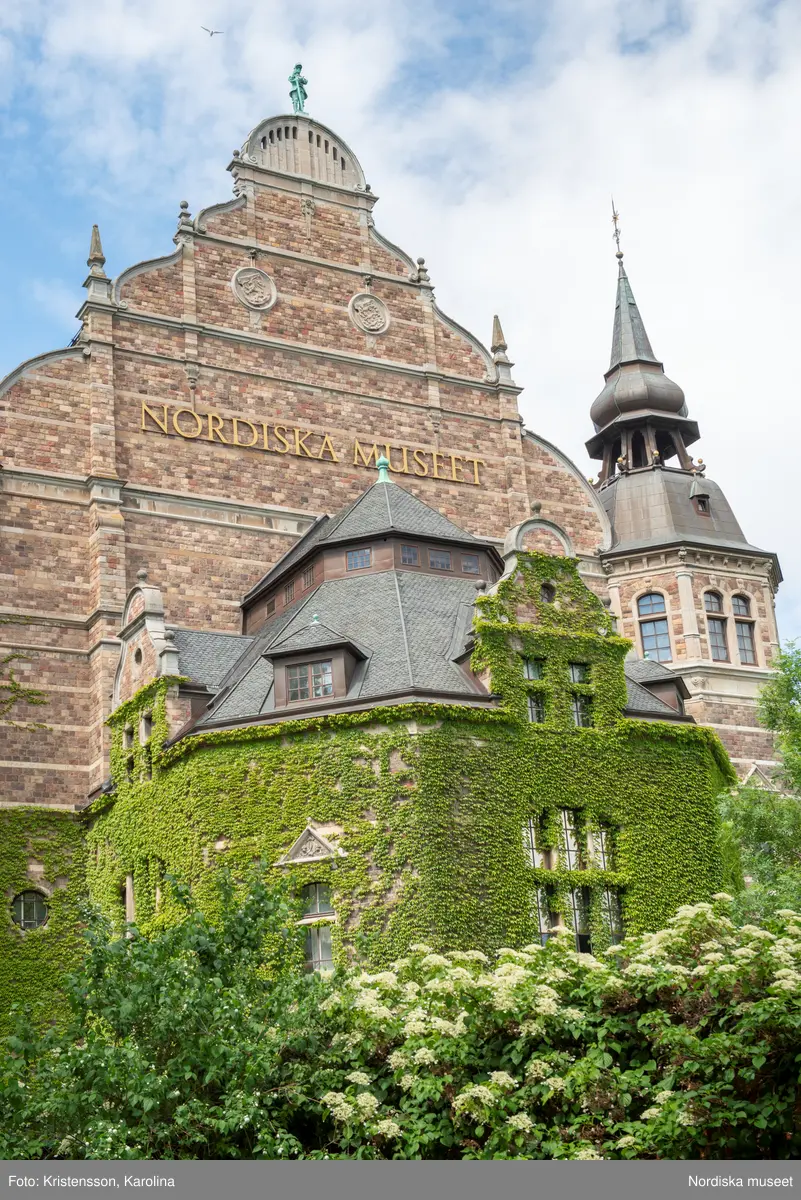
[2,0,800,635]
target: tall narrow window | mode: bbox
[533,888,555,946]
[265,596,276,618]
[708,618,729,662]
[523,659,544,680]
[528,695,546,723]
[736,620,757,665]
[637,593,671,662]
[523,817,543,868]
[301,883,335,972]
[590,825,613,870]
[571,696,593,727]
[601,888,624,945]
[284,580,295,604]
[569,887,592,953]
[560,810,581,870]
[303,565,315,590]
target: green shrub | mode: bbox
[2,879,799,1160]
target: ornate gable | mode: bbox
[275,824,346,866]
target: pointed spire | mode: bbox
[491,314,507,355]
[87,224,107,277]
[608,258,660,371]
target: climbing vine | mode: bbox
[85,552,734,969]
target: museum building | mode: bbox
[0,86,781,994]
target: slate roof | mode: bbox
[599,469,767,556]
[265,620,364,657]
[242,478,490,604]
[623,676,684,719]
[170,629,253,690]
[198,570,487,727]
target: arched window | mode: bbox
[637,593,671,662]
[12,891,48,930]
[733,595,757,665]
[704,591,723,613]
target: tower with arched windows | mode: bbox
[588,252,782,776]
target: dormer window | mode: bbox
[347,548,371,571]
[287,660,334,702]
[429,549,452,571]
[461,554,480,574]
[694,496,710,515]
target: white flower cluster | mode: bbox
[488,1071,517,1089]
[454,1084,495,1113]
[375,1119,402,1139]
[506,1112,534,1132]
[322,1091,354,1122]
[345,1071,372,1086]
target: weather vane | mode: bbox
[611,196,623,259]
[289,64,308,114]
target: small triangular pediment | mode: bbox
[275,825,346,866]
[742,764,781,792]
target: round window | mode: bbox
[12,891,48,930]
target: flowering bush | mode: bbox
[1,881,800,1159]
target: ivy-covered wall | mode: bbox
[0,808,85,1034]
[86,553,735,965]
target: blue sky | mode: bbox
[1,0,800,639]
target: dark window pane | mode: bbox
[528,695,546,723]
[12,891,48,930]
[400,544,419,566]
[265,597,276,616]
[303,566,314,589]
[461,554,480,574]
[284,580,295,604]
[708,617,729,661]
[637,593,666,616]
[704,591,723,613]
[311,660,334,698]
[732,595,751,617]
[569,663,590,683]
[736,621,756,665]
[601,888,624,944]
[640,618,672,662]
[569,887,592,953]
[571,695,593,727]
[523,658,544,680]
[287,663,310,702]
[347,549,371,571]
[428,549,452,570]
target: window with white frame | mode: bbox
[300,883,335,972]
[637,593,672,662]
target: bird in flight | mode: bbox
[201,26,223,36]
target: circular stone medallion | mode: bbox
[232,267,277,311]
[348,292,390,334]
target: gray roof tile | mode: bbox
[170,629,253,690]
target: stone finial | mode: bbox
[175,201,194,245]
[136,567,148,583]
[491,314,507,355]
[310,613,320,625]
[376,454,391,483]
[87,224,107,275]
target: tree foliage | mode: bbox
[757,642,801,794]
[1,878,800,1161]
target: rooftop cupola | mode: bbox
[586,212,699,481]
[234,68,367,192]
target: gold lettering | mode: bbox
[449,454,464,482]
[260,423,270,450]
[318,434,339,462]
[412,449,429,477]
[273,426,291,453]
[464,456,485,486]
[172,408,203,438]
[354,440,379,468]
[141,402,169,434]
[385,444,410,474]
[206,413,229,444]
[432,452,446,479]
[232,418,258,448]
[294,428,315,458]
